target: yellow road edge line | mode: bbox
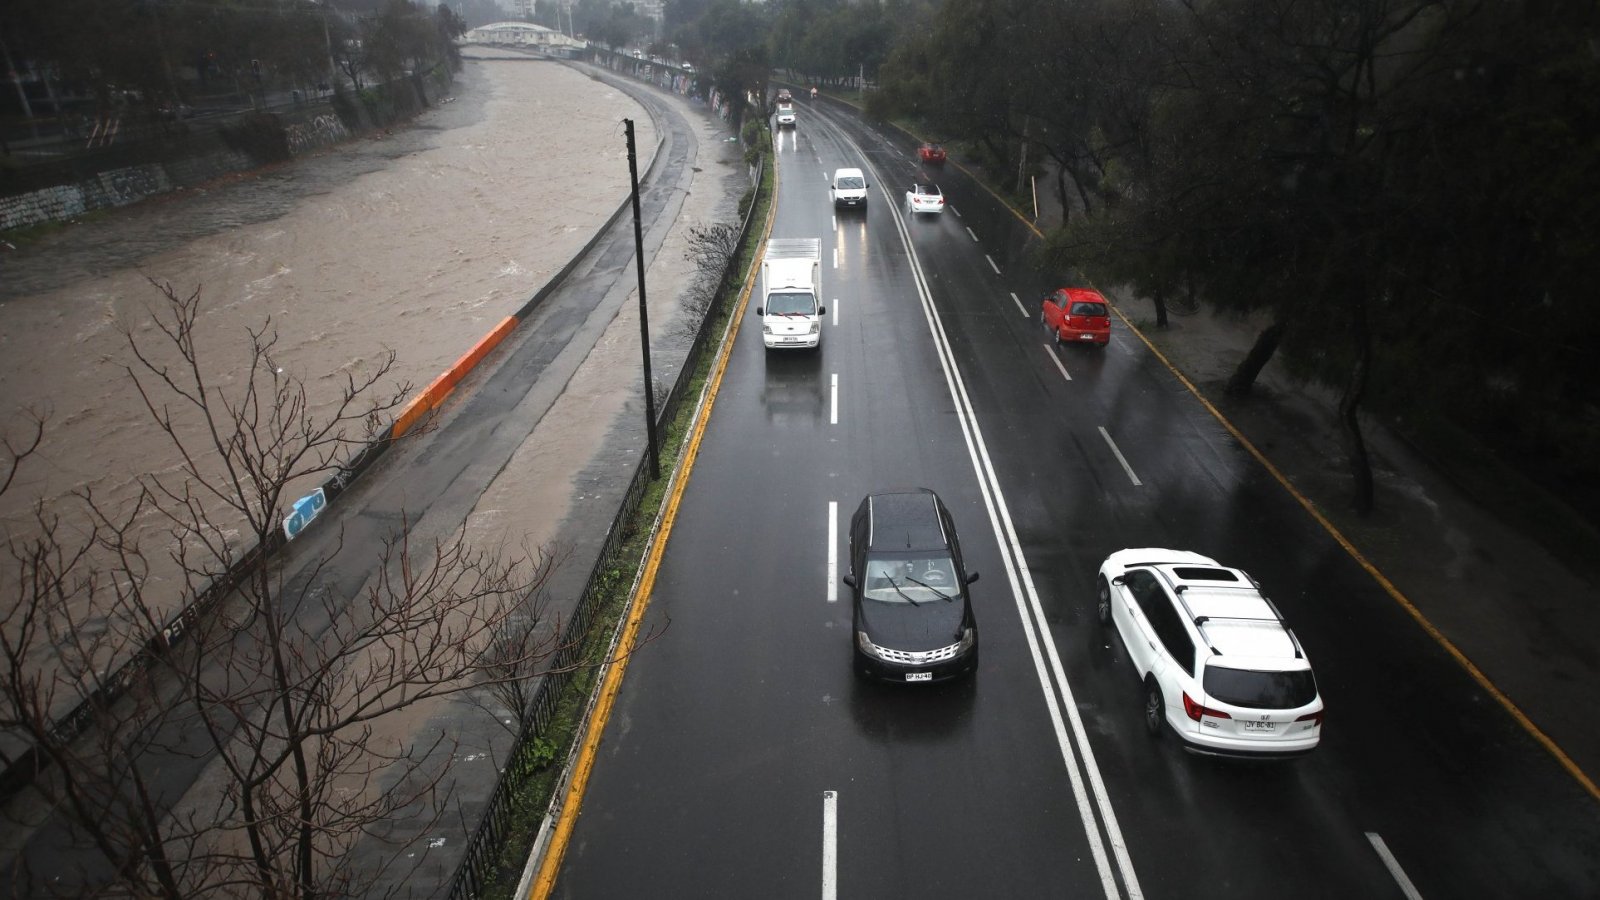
[1109,303,1600,803]
[529,158,781,898]
[952,138,1598,802]
[860,107,1595,800]
[925,110,1599,798]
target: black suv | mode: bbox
[843,489,979,682]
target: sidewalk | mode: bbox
[1030,161,1600,791]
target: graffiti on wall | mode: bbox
[285,114,349,155]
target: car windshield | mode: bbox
[765,291,815,316]
[1070,301,1107,317]
[1203,664,1318,709]
[862,553,958,604]
[837,176,865,189]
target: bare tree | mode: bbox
[675,222,742,340]
[0,280,575,898]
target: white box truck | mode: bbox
[758,238,825,350]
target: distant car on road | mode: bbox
[844,489,980,683]
[1040,287,1110,348]
[776,102,796,128]
[1097,549,1324,758]
[777,88,793,102]
[918,142,947,164]
[906,181,944,214]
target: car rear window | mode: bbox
[1070,302,1108,317]
[1203,665,1317,709]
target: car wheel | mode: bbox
[1143,679,1164,737]
[1053,326,1062,346]
[1096,575,1111,625]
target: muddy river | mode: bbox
[0,54,659,619]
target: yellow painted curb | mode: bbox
[938,133,1598,803]
[1111,306,1600,803]
[529,158,780,898]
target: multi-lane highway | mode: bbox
[551,100,1600,897]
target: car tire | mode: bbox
[1053,326,1062,346]
[1096,575,1111,625]
[1040,310,1048,331]
[1143,679,1164,738]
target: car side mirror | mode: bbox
[817,305,826,315]
[755,307,764,315]
[965,571,980,585]
[1111,575,1126,586]
[842,574,856,588]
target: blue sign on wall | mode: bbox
[282,487,327,541]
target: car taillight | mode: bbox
[1182,692,1232,722]
[1295,710,1324,727]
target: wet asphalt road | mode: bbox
[552,103,1600,897]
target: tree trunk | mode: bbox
[1056,163,1072,227]
[1152,287,1168,329]
[1225,321,1284,396]
[1339,299,1374,515]
[1016,116,1030,197]
[1070,161,1093,216]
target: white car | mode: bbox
[906,182,944,214]
[1097,549,1323,758]
[776,103,796,128]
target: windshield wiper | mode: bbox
[904,575,954,603]
[885,576,921,606]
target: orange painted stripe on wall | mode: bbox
[390,316,518,438]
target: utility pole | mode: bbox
[321,1,338,92]
[0,27,38,141]
[624,119,661,480]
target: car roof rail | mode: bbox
[1193,613,1291,656]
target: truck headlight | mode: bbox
[809,322,820,334]
[762,324,773,335]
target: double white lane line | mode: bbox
[879,183,1143,899]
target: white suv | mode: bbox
[1097,549,1323,758]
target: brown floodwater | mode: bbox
[0,52,657,643]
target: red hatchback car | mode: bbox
[1041,287,1111,347]
[919,142,947,164]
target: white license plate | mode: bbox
[1243,720,1277,732]
[1079,333,1095,340]
[905,672,932,682]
